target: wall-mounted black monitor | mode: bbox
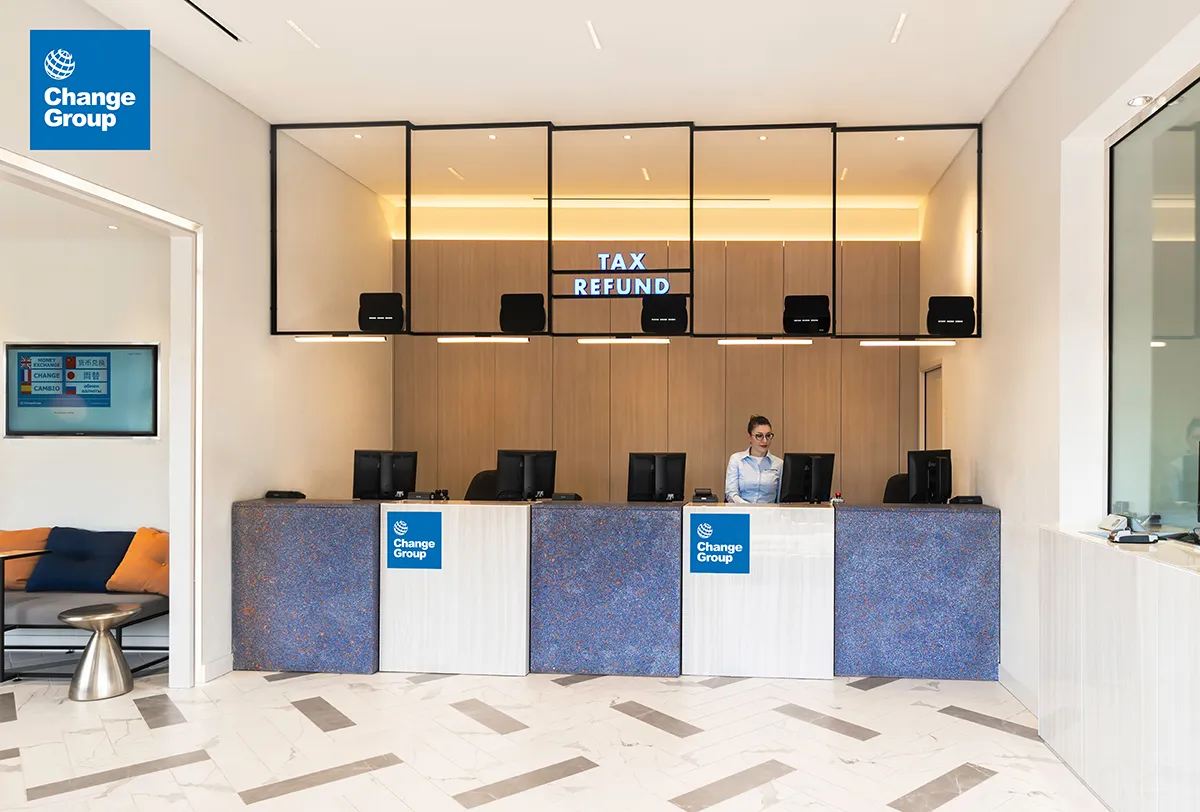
[780,453,835,504]
[627,453,686,502]
[908,449,952,504]
[496,450,556,500]
[4,344,158,437]
[353,450,418,499]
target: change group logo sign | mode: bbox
[30,30,150,150]
[690,513,750,574]
[386,511,442,570]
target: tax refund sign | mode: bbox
[690,513,750,574]
[386,511,442,569]
[30,29,150,150]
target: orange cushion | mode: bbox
[106,527,169,596]
[0,528,51,590]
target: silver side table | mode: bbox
[57,603,143,701]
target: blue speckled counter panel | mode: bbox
[835,505,1000,680]
[530,503,682,677]
[232,500,380,674]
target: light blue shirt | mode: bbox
[725,449,783,503]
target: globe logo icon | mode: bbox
[393,520,408,536]
[44,49,75,80]
[697,522,714,540]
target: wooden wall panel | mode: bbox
[609,344,669,499]
[782,339,842,494]
[724,346,785,460]
[838,242,900,335]
[691,241,725,334]
[495,240,549,304]
[725,242,784,334]
[840,343,900,503]
[495,337,553,451]
[439,241,496,332]
[410,241,439,332]
[784,241,833,299]
[668,339,726,496]
[552,241,608,333]
[553,338,610,500]
[899,347,920,466]
[900,241,921,335]
[391,240,406,295]
[393,336,440,490]
[437,343,496,499]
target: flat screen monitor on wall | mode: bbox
[4,344,158,437]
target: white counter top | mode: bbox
[1050,525,1200,576]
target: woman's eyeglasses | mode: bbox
[752,432,774,441]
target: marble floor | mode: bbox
[0,664,1106,812]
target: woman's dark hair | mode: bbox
[747,415,772,434]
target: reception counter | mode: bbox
[529,502,681,677]
[232,498,1001,683]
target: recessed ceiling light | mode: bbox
[1128,95,1154,107]
[895,135,906,141]
[353,133,362,139]
[488,134,496,140]
[642,167,650,181]
[585,20,602,50]
[623,134,631,140]
[285,19,320,49]
[448,167,465,181]
[890,12,908,44]
[840,167,848,181]
[1151,341,1167,348]
[759,135,768,141]
[107,225,119,230]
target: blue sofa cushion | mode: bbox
[25,527,135,593]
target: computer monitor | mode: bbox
[627,453,686,502]
[780,453,835,504]
[495,450,556,500]
[908,449,952,504]
[353,450,418,500]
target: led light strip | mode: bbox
[294,335,388,343]
[718,339,814,346]
[577,337,670,344]
[437,336,530,344]
[859,340,957,347]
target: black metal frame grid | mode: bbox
[269,119,984,340]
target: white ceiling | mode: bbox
[0,177,166,241]
[81,0,1072,127]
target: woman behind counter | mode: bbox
[725,415,782,503]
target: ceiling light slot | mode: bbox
[181,0,242,42]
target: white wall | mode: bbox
[935,0,1200,712]
[0,0,394,680]
[0,188,170,531]
[276,134,393,333]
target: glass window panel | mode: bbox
[835,128,977,336]
[1111,82,1200,524]
[275,124,406,332]
[409,126,549,333]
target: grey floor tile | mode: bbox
[669,759,796,811]
[774,703,880,741]
[848,676,899,691]
[552,674,603,687]
[263,672,313,683]
[133,694,187,730]
[0,748,18,761]
[613,700,703,738]
[888,762,997,812]
[25,750,210,801]
[239,753,400,805]
[698,676,749,689]
[292,696,356,733]
[0,693,14,724]
[938,705,1040,741]
[452,755,597,809]
[451,698,528,735]
[409,673,453,684]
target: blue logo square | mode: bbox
[690,513,750,574]
[30,30,151,151]
[386,511,442,569]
